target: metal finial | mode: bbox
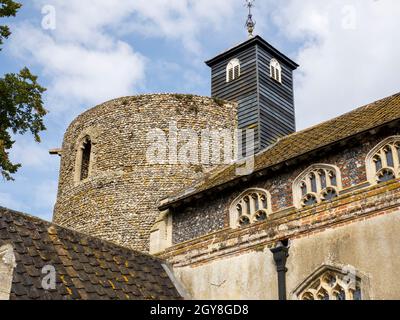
[245,0,256,38]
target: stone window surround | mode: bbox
[229,188,272,229]
[292,164,343,209]
[73,128,100,185]
[0,244,16,300]
[292,264,371,300]
[366,136,400,185]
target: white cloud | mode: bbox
[115,0,238,53]
[0,192,29,212]
[262,0,400,129]
[9,137,53,169]
[10,23,146,110]
[8,0,242,112]
[8,0,148,112]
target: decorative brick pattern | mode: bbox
[53,94,237,252]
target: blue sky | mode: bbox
[1,0,400,221]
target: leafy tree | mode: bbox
[0,0,47,180]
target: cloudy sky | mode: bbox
[1,0,400,221]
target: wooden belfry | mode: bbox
[206,0,299,153]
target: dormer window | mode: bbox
[270,58,282,83]
[226,58,241,82]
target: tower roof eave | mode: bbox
[205,35,299,69]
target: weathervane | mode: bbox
[245,0,256,38]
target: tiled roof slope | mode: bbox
[161,92,400,208]
[0,207,181,300]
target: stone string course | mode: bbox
[53,94,237,252]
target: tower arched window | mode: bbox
[294,266,363,301]
[293,164,342,208]
[366,136,400,184]
[75,135,94,183]
[226,58,241,82]
[80,137,92,180]
[270,58,282,83]
[229,188,271,228]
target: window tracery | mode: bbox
[366,136,400,184]
[293,164,342,208]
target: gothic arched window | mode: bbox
[75,135,93,183]
[226,58,241,82]
[270,58,282,83]
[294,266,363,301]
[293,164,342,208]
[366,136,400,184]
[229,188,271,228]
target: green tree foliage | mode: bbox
[0,0,47,180]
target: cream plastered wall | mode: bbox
[171,211,400,300]
[287,210,400,300]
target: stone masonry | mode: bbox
[53,94,237,252]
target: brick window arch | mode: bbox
[293,265,363,301]
[226,58,241,82]
[229,188,271,228]
[366,136,400,184]
[293,164,342,208]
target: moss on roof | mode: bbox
[161,92,400,208]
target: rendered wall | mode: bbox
[170,210,400,300]
[287,210,400,300]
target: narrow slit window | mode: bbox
[80,137,92,181]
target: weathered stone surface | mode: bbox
[53,94,237,252]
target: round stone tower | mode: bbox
[53,94,237,252]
